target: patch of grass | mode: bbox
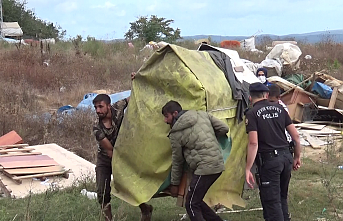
[0,158,341,221]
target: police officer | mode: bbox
[245,82,301,221]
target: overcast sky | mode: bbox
[25,0,343,40]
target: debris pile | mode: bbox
[0,131,71,198]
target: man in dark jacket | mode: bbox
[162,100,229,221]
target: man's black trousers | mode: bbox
[257,152,293,221]
[95,153,112,205]
[185,173,223,221]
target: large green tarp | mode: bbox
[112,44,248,208]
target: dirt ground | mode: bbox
[301,136,342,163]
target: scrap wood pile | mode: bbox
[267,70,343,150]
[0,131,70,198]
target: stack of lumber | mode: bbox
[296,123,341,149]
[0,144,69,185]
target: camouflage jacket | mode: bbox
[93,98,128,156]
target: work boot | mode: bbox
[139,203,153,221]
[101,203,112,221]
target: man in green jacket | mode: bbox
[162,100,229,221]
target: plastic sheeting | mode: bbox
[240,36,256,51]
[198,44,259,84]
[260,59,283,77]
[311,82,333,99]
[266,43,302,68]
[1,22,23,37]
[112,44,248,208]
[76,90,131,110]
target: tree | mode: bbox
[2,0,65,39]
[125,15,181,44]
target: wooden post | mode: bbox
[0,178,11,197]
[328,87,338,109]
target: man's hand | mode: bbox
[131,72,136,80]
[107,149,113,158]
[245,170,255,189]
[170,185,179,197]
[293,157,301,171]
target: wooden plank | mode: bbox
[4,165,64,175]
[299,128,341,135]
[0,178,11,197]
[0,169,22,184]
[329,87,338,109]
[0,159,59,169]
[0,152,42,157]
[303,121,343,126]
[302,132,324,149]
[295,123,326,130]
[13,170,70,180]
[0,155,52,163]
[0,144,29,149]
[0,131,23,146]
[0,148,34,154]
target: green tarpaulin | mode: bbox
[111,44,248,209]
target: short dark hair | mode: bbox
[162,100,182,115]
[93,94,111,105]
[268,84,281,98]
[250,91,267,99]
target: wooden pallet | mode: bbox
[0,177,11,197]
[4,165,65,175]
[1,169,70,184]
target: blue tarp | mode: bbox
[58,90,131,115]
[311,82,333,99]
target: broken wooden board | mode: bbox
[295,123,326,130]
[13,170,70,181]
[0,143,95,198]
[4,165,65,175]
[299,127,341,136]
[0,169,22,184]
[0,155,52,163]
[0,152,42,157]
[303,121,343,127]
[301,132,325,149]
[0,144,29,149]
[0,131,23,146]
[0,148,35,154]
[0,177,11,197]
[0,159,59,169]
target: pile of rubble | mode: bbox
[241,42,343,150]
[268,71,343,150]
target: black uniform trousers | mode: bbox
[257,151,293,221]
[185,173,223,221]
[95,153,112,205]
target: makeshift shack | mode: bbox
[112,44,258,209]
[1,22,23,38]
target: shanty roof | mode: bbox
[1,22,23,37]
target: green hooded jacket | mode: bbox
[169,110,229,185]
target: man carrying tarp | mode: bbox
[245,82,301,221]
[93,82,153,220]
[162,100,228,221]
